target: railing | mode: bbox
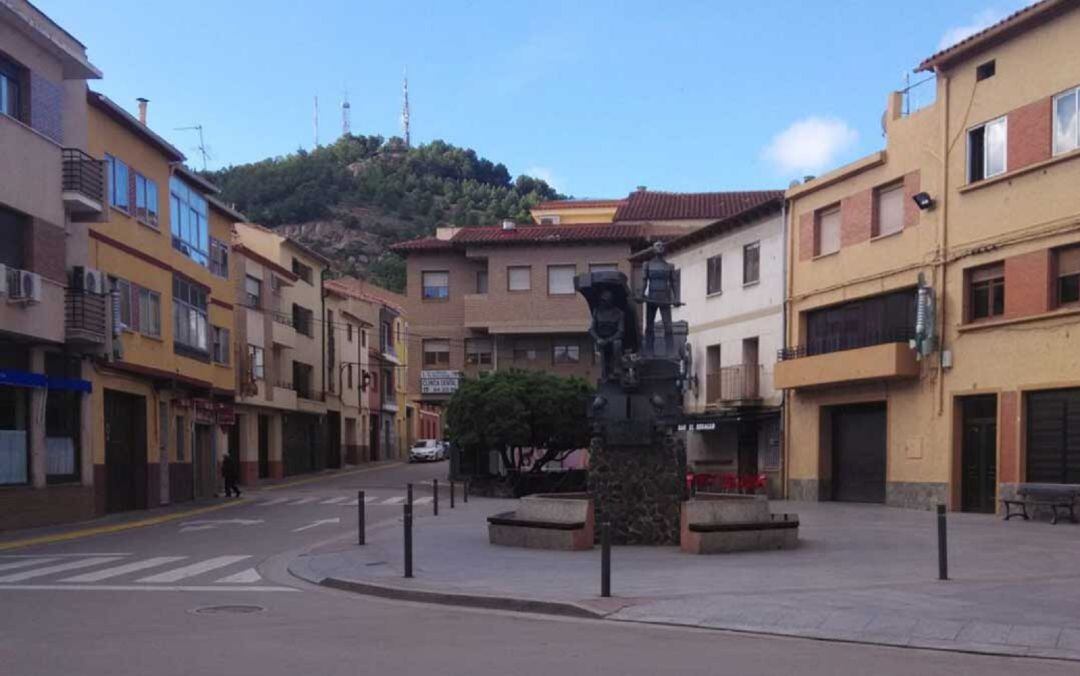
[294,386,325,402]
[244,293,260,309]
[778,327,915,361]
[65,288,107,342]
[272,312,293,327]
[705,364,762,404]
[61,148,104,204]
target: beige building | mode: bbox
[778,0,1080,511]
[324,279,377,466]
[0,1,104,529]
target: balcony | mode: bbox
[775,334,919,390]
[64,289,107,345]
[61,148,105,216]
[271,313,297,348]
[705,365,763,406]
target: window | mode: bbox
[969,264,1005,321]
[173,276,209,354]
[1057,247,1080,306]
[804,289,917,356]
[476,270,488,294]
[873,183,904,238]
[134,172,159,226]
[975,60,996,81]
[508,266,531,291]
[815,207,841,256]
[743,242,761,285]
[423,339,450,367]
[175,415,185,461]
[292,258,313,284]
[293,361,314,398]
[292,303,313,337]
[539,216,560,225]
[244,275,261,308]
[0,383,29,485]
[421,270,449,299]
[212,326,231,365]
[589,263,618,274]
[553,342,580,364]
[347,364,353,389]
[0,55,23,120]
[465,338,493,366]
[44,354,80,483]
[361,329,367,347]
[209,238,229,278]
[548,265,576,295]
[105,154,130,212]
[383,368,394,399]
[111,277,132,329]
[1054,86,1080,156]
[706,255,722,295]
[968,117,1007,182]
[347,323,353,342]
[513,340,538,361]
[247,345,264,380]
[169,176,209,266]
[137,287,161,337]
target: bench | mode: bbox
[680,493,799,554]
[1002,483,1080,525]
[487,493,594,550]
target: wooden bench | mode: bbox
[1002,483,1080,525]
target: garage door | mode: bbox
[832,403,887,503]
[1026,389,1080,484]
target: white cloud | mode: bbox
[937,8,1008,51]
[524,165,562,192]
[761,117,859,176]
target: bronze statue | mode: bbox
[588,289,625,382]
[641,241,677,356]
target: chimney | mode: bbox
[501,219,516,231]
[136,98,149,125]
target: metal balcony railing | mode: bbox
[61,148,104,204]
[64,289,107,343]
[705,364,762,404]
[777,327,916,362]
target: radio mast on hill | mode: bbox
[401,68,411,147]
[342,89,351,137]
[313,95,320,148]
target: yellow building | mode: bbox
[530,199,623,225]
[85,93,236,511]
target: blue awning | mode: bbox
[0,369,92,393]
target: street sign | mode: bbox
[420,370,461,394]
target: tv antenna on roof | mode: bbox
[175,124,213,170]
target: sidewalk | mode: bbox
[290,497,1080,661]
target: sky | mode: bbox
[40,0,1029,198]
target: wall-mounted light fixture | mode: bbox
[912,191,936,211]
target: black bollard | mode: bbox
[601,521,611,598]
[937,504,948,581]
[450,481,456,509]
[404,484,413,578]
[358,490,365,546]
[433,479,439,516]
[464,479,469,503]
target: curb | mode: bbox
[320,576,607,620]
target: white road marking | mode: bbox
[320,497,347,505]
[0,558,59,573]
[292,518,340,532]
[414,497,433,505]
[365,496,380,503]
[0,557,123,583]
[215,568,261,583]
[137,555,251,583]
[60,557,186,583]
[383,496,405,505]
[259,497,291,506]
[0,553,131,558]
[289,497,318,505]
[0,584,297,592]
[178,519,262,533]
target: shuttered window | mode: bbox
[873,183,904,238]
[1057,247,1080,306]
[815,207,840,256]
[1026,389,1080,484]
[969,263,1005,321]
[706,255,722,295]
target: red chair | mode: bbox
[720,473,739,493]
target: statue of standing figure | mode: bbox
[642,241,677,356]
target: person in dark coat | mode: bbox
[222,452,241,498]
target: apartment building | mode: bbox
[0,0,103,530]
[649,193,786,495]
[85,95,237,512]
[530,199,625,225]
[323,279,376,466]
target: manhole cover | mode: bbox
[192,604,265,615]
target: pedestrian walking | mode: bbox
[222,452,242,498]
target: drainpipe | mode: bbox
[937,67,950,420]
[780,196,790,498]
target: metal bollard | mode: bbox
[601,521,611,598]
[404,484,413,578]
[937,504,948,581]
[358,490,365,546]
[464,480,469,503]
[450,481,456,509]
[433,478,439,516]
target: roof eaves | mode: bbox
[86,91,185,161]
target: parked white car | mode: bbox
[409,439,446,463]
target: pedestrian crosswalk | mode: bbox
[0,554,294,592]
[255,494,434,507]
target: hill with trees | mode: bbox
[204,135,562,291]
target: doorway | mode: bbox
[960,395,997,513]
[104,390,148,513]
[193,424,214,499]
[257,414,270,478]
[831,403,887,503]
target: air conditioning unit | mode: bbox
[0,264,7,296]
[9,270,42,304]
[83,268,106,294]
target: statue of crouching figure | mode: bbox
[589,289,625,383]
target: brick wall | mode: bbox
[840,189,872,247]
[26,218,66,282]
[1007,97,1052,172]
[1004,249,1052,318]
[902,171,921,229]
[798,212,814,261]
[998,390,1019,484]
[29,71,64,144]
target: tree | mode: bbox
[444,369,592,475]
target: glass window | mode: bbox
[212,326,231,365]
[743,242,760,284]
[1054,87,1079,156]
[106,154,130,212]
[508,266,531,291]
[547,265,576,295]
[138,287,161,337]
[135,174,147,221]
[292,258,313,284]
[815,207,840,256]
[44,354,79,483]
[173,276,209,353]
[0,385,29,485]
[421,271,449,299]
[465,338,493,366]
[553,342,580,364]
[707,255,722,294]
[589,263,618,274]
[1057,247,1080,306]
[247,345,264,380]
[423,339,450,366]
[476,270,488,294]
[513,341,538,361]
[209,238,229,278]
[111,277,132,329]
[0,56,23,121]
[293,304,313,337]
[874,183,904,238]
[169,176,209,266]
[968,117,1007,181]
[969,264,1005,321]
[245,275,261,308]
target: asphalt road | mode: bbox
[1,461,1075,676]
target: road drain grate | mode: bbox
[193,605,265,615]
